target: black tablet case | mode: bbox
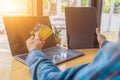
[65,7,99,49]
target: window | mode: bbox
[0,0,30,16]
[101,0,120,41]
[44,0,90,16]
[0,0,32,50]
[43,0,90,46]
[44,0,90,28]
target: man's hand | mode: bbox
[26,32,45,51]
[96,28,106,48]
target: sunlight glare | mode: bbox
[0,1,15,12]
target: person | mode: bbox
[25,28,120,80]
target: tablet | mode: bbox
[65,7,99,49]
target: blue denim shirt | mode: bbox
[26,40,120,80]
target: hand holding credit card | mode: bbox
[31,24,53,41]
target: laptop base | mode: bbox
[14,46,84,64]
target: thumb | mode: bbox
[96,28,100,36]
[42,41,45,45]
[35,31,40,40]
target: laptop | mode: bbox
[3,16,84,64]
[65,7,99,49]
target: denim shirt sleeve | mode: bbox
[26,41,120,80]
[25,49,48,66]
[101,40,110,47]
[25,49,61,80]
[25,49,87,80]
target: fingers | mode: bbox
[26,36,34,49]
[26,36,34,43]
[35,31,40,40]
[40,41,45,48]
[96,28,100,36]
[30,36,34,39]
[42,41,45,45]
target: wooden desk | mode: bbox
[10,48,99,80]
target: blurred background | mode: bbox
[0,0,120,50]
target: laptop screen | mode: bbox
[3,16,56,56]
[65,7,99,49]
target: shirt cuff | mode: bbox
[25,49,48,66]
[101,40,110,47]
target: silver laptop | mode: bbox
[3,16,84,64]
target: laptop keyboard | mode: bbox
[43,46,67,58]
[15,46,84,64]
[17,53,28,61]
[42,46,84,64]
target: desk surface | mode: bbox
[10,48,99,80]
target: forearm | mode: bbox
[25,40,120,80]
[26,49,88,80]
[26,49,61,80]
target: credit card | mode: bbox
[31,24,53,41]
